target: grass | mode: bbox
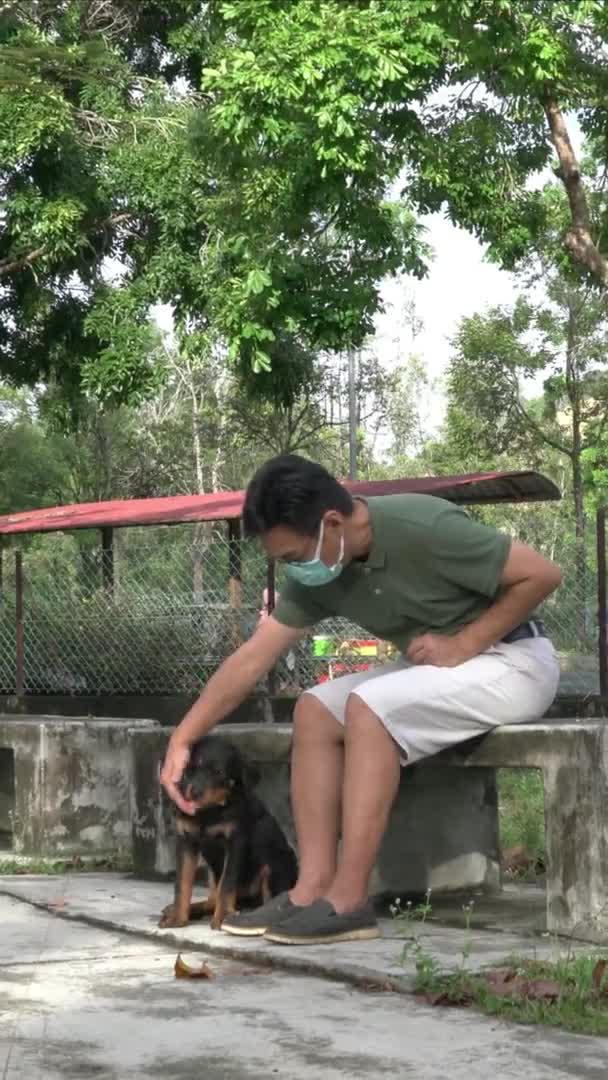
[0,852,133,875]
[415,954,608,1037]
[393,894,608,1036]
[497,767,545,877]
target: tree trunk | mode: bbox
[189,376,206,602]
[572,447,588,642]
[543,95,608,289]
[566,301,587,641]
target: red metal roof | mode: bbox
[0,471,560,536]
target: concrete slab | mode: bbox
[421,881,547,935]
[0,875,588,995]
[0,716,157,857]
[2,893,608,1080]
[131,718,608,943]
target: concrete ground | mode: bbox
[0,874,584,990]
[1,878,608,1079]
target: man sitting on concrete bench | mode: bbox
[161,455,562,946]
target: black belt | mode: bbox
[501,619,547,645]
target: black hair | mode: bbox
[243,454,354,538]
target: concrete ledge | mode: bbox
[0,716,158,857]
[131,719,608,944]
[442,719,608,942]
[132,724,502,903]
[0,875,585,996]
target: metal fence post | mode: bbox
[597,506,607,699]
[101,526,114,594]
[15,550,24,697]
[266,559,278,702]
[227,518,243,652]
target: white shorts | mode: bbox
[304,637,560,765]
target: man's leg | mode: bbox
[324,692,401,914]
[288,693,345,906]
[263,688,401,944]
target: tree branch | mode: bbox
[514,398,572,458]
[0,245,47,277]
[543,93,608,288]
[0,211,134,277]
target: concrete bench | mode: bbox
[0,716,157,857]
[130,718,608,945]
[441,720,608,943]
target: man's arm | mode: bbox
[161,615,306,812]
[407,540,562,668]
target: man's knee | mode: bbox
[345,690,375,723]
[293,692,343,744]
[344,691,386,735]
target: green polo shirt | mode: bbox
[273,495,511,651]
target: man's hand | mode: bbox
[160,739,196,815]
[159,616,306,813]
[406,632,471,668]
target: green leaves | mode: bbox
[3,0,608,409]
[244,267,272,296]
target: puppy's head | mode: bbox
[179,735,259,811]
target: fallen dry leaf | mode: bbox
[592,959,608,995]
[47,898,67,911]
[174,953,215,980]
[484,968,560,1003]
[420,987,474,1007]
[360,979,396,994]
[526,979,561,1002]
[484,968,529,999]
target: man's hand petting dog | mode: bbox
[160,739,196,815]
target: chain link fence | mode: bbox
[0,503,603,699]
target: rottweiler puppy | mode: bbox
[159,734,298,930]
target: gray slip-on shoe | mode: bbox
[221,892,304,937]
[264,899,380,945]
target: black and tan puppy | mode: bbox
[159,734,298,930]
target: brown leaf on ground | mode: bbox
[484,968,560,1002]
[420,987,474,1007]
[47,898,67,911]
[501,846,532,872]
[592,960,608,994]
[488,977,530,999]
[526,979,561,1002]
[501,846,544,878]
[174,953,215,980]
[360,979,396,994]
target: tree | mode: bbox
[195,0,608,372]
[0,2,206,402]
[445,229,608,632]
[5,0,608,407]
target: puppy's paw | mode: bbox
[211,907,239,930]
[158,907,188,929]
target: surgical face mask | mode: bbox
[285,519,344,586]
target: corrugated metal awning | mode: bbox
[0,470,560,536]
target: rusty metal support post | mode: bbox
[266,559,278,701]
[597,506,607,699]
[227,518,243,651]
[101,526,114,593]
[15,550,24,697]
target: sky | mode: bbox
[373,215,517,432]
[155,114,585,444]
[154,215,519,437]
[372,113,584,437]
